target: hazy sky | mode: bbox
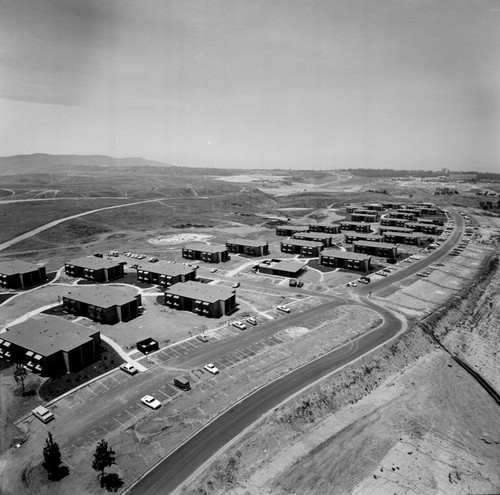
[1,0,498,171]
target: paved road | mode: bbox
[128,301,403,494]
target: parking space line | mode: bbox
[137,402,150,411]
[100,425,111,433]
[86,387,98,396]
[114,418,126,427]
[97,381,109,390]
[158,390,170,398]
[125,409,137,418]
[109,375,121,384]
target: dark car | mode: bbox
[297,280,304,287]
[289,279,297,287]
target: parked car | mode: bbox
[297,280,304,287]
[204,363,219,375]
[288,279,297,287]
[120,363,139,375]
[32,406,55,424]
[210,268,218,273]
[346,281,357,287]
[196,334,209,342]
[383,268,391,273]
[416,272,428,277]
[232,282,241,288]
[141,395,162,410]
[246,316,257,325]
[232,321,247,330]
[358,278,370,284]
[376,271,387,277]
[277,305,291,313]
[148,257,158,262]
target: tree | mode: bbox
[92,439,116,480]
[42,433,63,480]
[14,363,27,395]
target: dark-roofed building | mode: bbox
[257,259,306,278]
[319,249,371,271]
[64,256,124,282]
[351,212,379,223]
[308,223,340,234]
[344,233,383,244]
[0,315,100,375]
[354,241,398,258]
[275,226,309,237]
[164,281,235,318]
[0,260,46,289]
[383,232,425,246]
[182,243,229,263]
[281,239,324,257]
[405,222,443,235]
[378,226,414,235]
[345,206,361,213]
[417,218,444,226]
[380,217,409,228]
[62,286,141,324]
[362,203,384,211]
[389,211,416,221]
[340,221,372,233]
[380,202,403,209]
[137,261,196,287]
[292,232,333,247]
[226,239,269,257]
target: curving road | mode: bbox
[127,301,404,494]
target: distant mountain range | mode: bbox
[0,154,173,175]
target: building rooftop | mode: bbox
[137,261,195,277]
[282,239,324,248]
[226,238,269,247]
[64,286,139,308]
[351,212,378,217]
[165,281,234,302]
[321,249,371,261]
[0,260,44,276]
[344,232,383,240]
[379,226,413,232]
[276,225,309,231]
[293,232,333,240]
[384,232,426,238]
[340,220,370,226]
[183,243,228,253]
[3,315,98,356]
[309,223,340,228]
[66,256,122,270]
[259,259,306,274]
[354,241,397,249]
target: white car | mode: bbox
[204,363,219,375]
[410,255,420,260]
[232,282,240,288]
[141,395,161,410]
[376,271,387,277]
[246,316,257,325]
[277,305,291,313]
[120,363,139,375]
[210,268,218,273]
[232,321,247,330]
[32,406,55,424]
[346,282,357,287]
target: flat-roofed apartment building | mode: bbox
[344,232,383,244]
[405,222,443,235]
[380,217,409,228]
[345,206,361,213]
[65,256,124,282]
[319,249,371,271]
[275,226,309,237]
[380,202,403,209]
[418,218,445,226]
[292,232,333,247]
[226,239,269,257]
[388,211,416,221]
[340,221,372,233]
[0,260,46,289]
[408,204,439,216]
[351,212,379,223]
[182,243,229,263]
[137,261,196,287]
[257,259,306,278]
[0,315,100,375]
[383,232,425,246]
[281,239,324,257]
[164,281,235,318]
[308,223,340,234]
[63,286,141,324]
[354,241,398,258]
[378,226,413,235]
[362,203,384,211]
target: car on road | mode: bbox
[141,395,161,410]
[288,279,297,287]
[232,321,247,330]
[246,317,257,325]
[204,363,219,375]
[347,281,357,287]
[210,268,218,273]
[196,334,209,342]
[232,282,241,288]
[277,305,291,313]
[416,272,429,277]
[120,363,139,375]
[32,405,55,424]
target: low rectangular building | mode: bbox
[383,232,425,246]
[65,256,124,282]
[319,249,371,272]
[340,221,372,233]
[351,213,379,223]
[353,241,398,258]
[137,261,196,287]
[380,202,403,209]
[182,243,229,263]
[275,226,309,237]
[362,203,384,211]
[378,226,414,235]
[388,212,416,221]
[281,239,324,257]
[380,217,409,228]
[345,206,361,213]
[226,239,270,257]
[308,223,340,234]
[164,281,235,318]
[62,286,141,324]
[0,315,100,375]
[0,260,46,289]
[405,222,442,235]
[292,232,333,247]
[344,233,383,244]
[257,259,306,277]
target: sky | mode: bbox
[0,0,498,171]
